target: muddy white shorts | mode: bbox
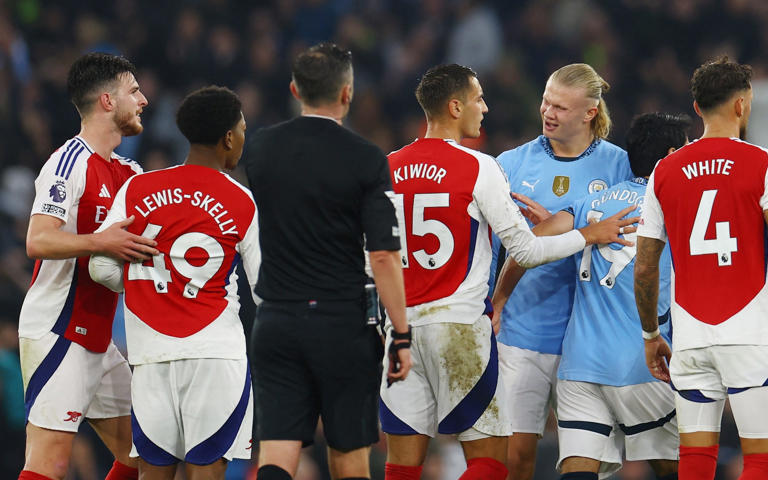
[130,358,253,465]
[20,331,131,432]
[380,316,511,441]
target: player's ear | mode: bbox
[223,130,233,150]
[584,105,598,123]
[99,92,114,112]
[735,95,746,118]
[693,101,703,118]
[448,98,462,119]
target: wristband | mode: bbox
[391,325,412,341]
[642,327,660,340]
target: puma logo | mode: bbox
[521,179,540,191]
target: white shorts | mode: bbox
[20,331,131,432]
[671,345,768,437]
[497,343,559,435]
[556,380,678,478]
[130,358,253,465]
[380,316,512,441]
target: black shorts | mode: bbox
[249,299,384,451]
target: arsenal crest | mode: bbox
[552,176,569,197]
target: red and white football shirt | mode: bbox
[20,136,141,353]
[639,137,768,350]
[100,164,260,364]
[388,138,528,326]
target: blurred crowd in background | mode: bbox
[1,0,767,478]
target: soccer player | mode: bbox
[494,112,690,480]
[18,53,156,480]
[636,57,768,480]
[380,64,636,480]
[89,86,257,479]
[490,63,633,480]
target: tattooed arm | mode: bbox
[634,235,671,382]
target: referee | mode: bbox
[245,43,412,480]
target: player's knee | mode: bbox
[256,464,292,480]
[459,457,507,480]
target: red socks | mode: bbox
[104,460,138,480]
[459,457,508,480]
[385,462,423,480]
[741,453,768,480]
[18,472,54,480]
[679,445,718,480]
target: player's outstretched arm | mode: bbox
[26,214,158,261]
[578,205,639,247]
[491,210,576,333]
[634,235,671,382]
[369,249,412,384]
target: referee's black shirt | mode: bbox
[245,116,401,301]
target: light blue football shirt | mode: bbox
[558,178,672,386]
[492,136,632,354]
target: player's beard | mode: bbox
[115,107,143,136]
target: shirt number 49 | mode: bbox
[689,189,737,266]
[127,222,224,297]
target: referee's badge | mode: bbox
[552,176,569,197]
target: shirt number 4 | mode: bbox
[689,189,737,266]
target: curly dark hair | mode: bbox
[415,64,477,118]
[691,56,752,112]
[67,52,137,116]
[626,112,691,177]
[176,86,242,145]
[291,42,353,107]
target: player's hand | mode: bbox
[644,336,672,383]
[579,205,639,247]
[491,301,504,335]
[512,192,552,225]
[96,216,159,262]
[387,339,412,386]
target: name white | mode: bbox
[682,158,733,179]
[133,188,239,235]
[393,163,447,184]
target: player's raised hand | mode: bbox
[512,192,552,225]
[644,336,672,383]
[96,216,159,262]
[579,205,639,247]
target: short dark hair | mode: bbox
[691,56,752,112]
[291,42,352,107]
[67,52,137,115]
[176,86,242,145]
[625,112,691,177]
[415,64,477,118]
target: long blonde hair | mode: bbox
[550,63,612,139]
